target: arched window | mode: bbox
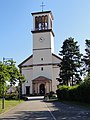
[35,16,39,30]
[41,58,43,61]
[39,16,42,30]
[35,15,48,30]
[41,16,45,29]
[41,67,43,71]
[45,15,48,29]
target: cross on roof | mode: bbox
[40,2,45,12]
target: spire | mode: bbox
[40,2,45,12]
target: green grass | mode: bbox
[0,99,23,114]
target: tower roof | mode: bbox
[31,11,54,20]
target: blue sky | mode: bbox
[0,0,90,65]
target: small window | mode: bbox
[41,58,43,61]
[41,67,43,71]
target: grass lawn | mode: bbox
[0,99,23,114]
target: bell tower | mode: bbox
[31,11,54,52]
[31,11,55,79]
[32,11,54,31]
[19,9,61,95]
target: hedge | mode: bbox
[56,80,90,103]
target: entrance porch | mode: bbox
[32,76,52,95]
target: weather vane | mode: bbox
[40,2,45,12]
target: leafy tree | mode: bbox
[83,39,90,74]
[0,62,10,97]
[6,60,20,86]
[6,60,25,98]
[0,60,25,99]
[58,37,82,86]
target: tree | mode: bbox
[0,60,25,99]
[58,37,82,86]
[0,61,10,109]
[0,62,10,97]
[6,60,20,86]
[6,60,25,98]
[83,39,90,74]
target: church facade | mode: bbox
[18,11,61,95]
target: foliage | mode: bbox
[6,60,20,85]
[82,39,90,74]
[0,60,25,99]
[58,37,82,86]
[5,92,18,100]
[0,62,10,97]
[56,75,90,103]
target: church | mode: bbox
[18,10,61,95]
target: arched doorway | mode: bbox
[39,84,45,95]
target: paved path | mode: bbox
[0,98,90,120]
[46,101,90,120]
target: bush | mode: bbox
[56,86,69,100]
[44,91,57,100]
[56,86,71,101]
[5,92,18,100]
[68,86,78,101]
[48,91,55,98]
[77,80,90,103]
[57,74,90,103]
[56,82,90,103]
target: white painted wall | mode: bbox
[33,32,54,50]
[21,54,61,94]
[21,56,33,66]
[52,66,60,93]
[52,54,61,93]
[33,65,53,80]
[33,49,52,64]
[51,32,54,53]
[21,67,33,94]
[20,11,61,95]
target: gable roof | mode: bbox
[18,53,61,68]
[32,76,52,82]
[52,53,62,60]
[18,55,33,68]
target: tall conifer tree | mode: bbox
[83,39,90,74]
[58,37,82,86]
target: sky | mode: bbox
[0,0,90,66]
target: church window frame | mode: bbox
[41,58,43,61]
[39,16,42,30]
[41,67,43,71]
[35,15,48,30]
